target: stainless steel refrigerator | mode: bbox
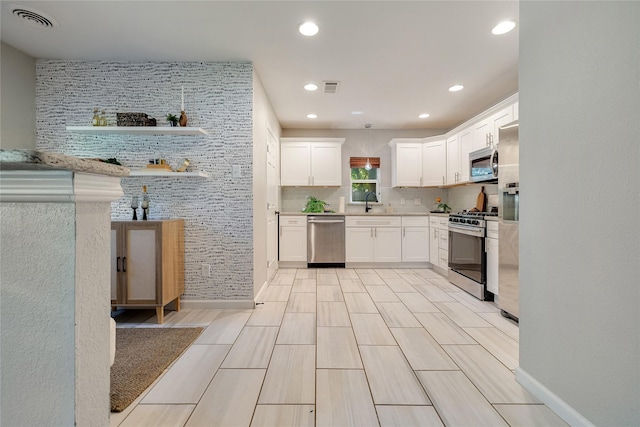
[498,121,520,321]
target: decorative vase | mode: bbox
[179,111,188,127]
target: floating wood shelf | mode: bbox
[128,170,209,178]
[66,126,209,136]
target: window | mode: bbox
[350,157,381,203]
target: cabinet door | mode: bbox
[458,128,473,183]
[402,227,430,262]
[423,139,446,187]
[281,143,311,186]
[310,142,342,186]
[124,226,158,303]
[394,143,423,187]
[279,225,307,262]
[374,227,402,262]
[492,106,514,147]
[446,135,460,185]
[429,227,440,265]
[438,248,449,270]
[346,227,374,262]
[486,237,499,295]
[472,118,491,151]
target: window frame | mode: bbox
[350,166,381,204]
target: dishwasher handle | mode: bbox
[308,219,345,224]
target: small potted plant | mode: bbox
[166,113,179,127]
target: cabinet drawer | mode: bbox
[438,217,450,228]
[402,216,429,227]
[280,216,307,226]
[346,216,401,227]
[486,221,499,239]
[429,216,439,227]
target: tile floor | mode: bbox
[110,268,568,427]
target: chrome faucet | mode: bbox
[365,191,376,213]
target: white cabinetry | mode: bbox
[389,139,423,187]
[401,217,430,263]
[422,138,446,187]
[346,216,402,263]
[280,138,344,186]
[486,220,499,295]
[279,216,307,262]
[447,129,472,185]
[491,106,515,147]
[472,118,492,151]
[429,216,449,271]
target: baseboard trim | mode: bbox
[253,280,269,303]
[515,367,594,427]
[181,299,255,309]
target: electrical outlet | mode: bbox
[414,198,421,206]
[400,198,406,206]
[232,165,242,178]
[201,263,211,277]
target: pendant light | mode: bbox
[364,124,372,170]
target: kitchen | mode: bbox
[1,2,638,427]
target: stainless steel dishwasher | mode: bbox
[307,215,345,268]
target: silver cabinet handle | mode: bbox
[279,225,282,236]
[403,227,406,237]
[370,228,373,238]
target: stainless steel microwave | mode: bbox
[469,146,498,183]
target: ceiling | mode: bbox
[0,1,519,131]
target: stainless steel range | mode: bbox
[448,211,497,300]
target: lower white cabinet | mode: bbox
[486,220,499,295]
[401,217,430,262]
[346,216,402,263]
[279,216,307,262]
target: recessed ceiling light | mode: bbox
[306,113,318,119]
[449,84,464,92]
[304,83,318,91]
[298,21,319,36]
[492,20,516,35]
[418,113,430,119]
[351,111,365,115]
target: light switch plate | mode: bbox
[414,198,421,205]
[232,165,242,177]
[400,198,406,206]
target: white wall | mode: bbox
[519,2,639,425]
[1,203,76,426]
[0,42,36,149]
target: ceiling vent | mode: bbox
[323,81,340,94]
[10,5,58,29]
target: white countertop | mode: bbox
[280,211,449,217]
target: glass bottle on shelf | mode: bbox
[99,110,107,126]
[141,185,150,220]
[92,108,100,126]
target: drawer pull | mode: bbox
[116,256,121,272]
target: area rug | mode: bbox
[110,327,203,412]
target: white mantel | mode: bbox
[0,150,128,426]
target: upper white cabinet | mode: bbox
[472,118,492,151]
[280,138,344,186]
[389,139,423,187]
[447,128,472,185]
[491,106,515,147]
[390,137,445,187]
[422,137,446,187]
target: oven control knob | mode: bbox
[472,220,479,225]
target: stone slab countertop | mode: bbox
[0,150,130,177]
[280,211,449,217]
[485,216,499,221]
